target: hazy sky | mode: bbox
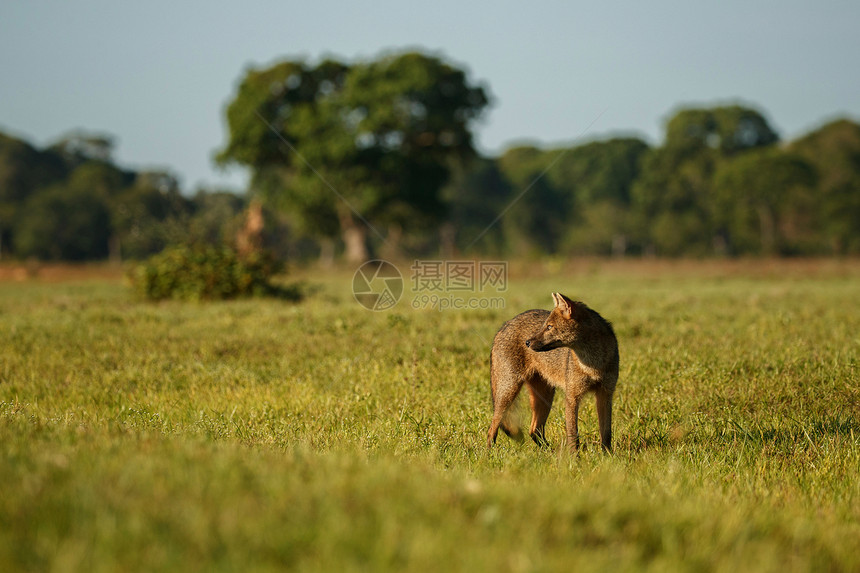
[2,1,858,191]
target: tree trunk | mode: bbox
[236,199,265,258]
[712,233,728,257]
[440,222,456,259]
[757,205,776,255]
[337,206,369,264]
[318,237,335,268]
[109,235,122,265]
[611,234,627,257]
[380,223,402,261]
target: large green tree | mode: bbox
[217,51,489,262]
[632,105,780,255]
[713,149,817,254]
[790,119,860,253]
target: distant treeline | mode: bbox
[0,132,253,262]
[457,111,860,257]
[2,56,859,262]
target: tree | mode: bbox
[48,131,116,166]
[7,153,187,262]
[632,104,780,255]
[217,51,489,263]
[112,171,190,259]
[664,106,778,156]
[549,138,650,255]
[492,138,649,256]
[11,159,129,261]
[790,119,860,253]
[548,138,650,206]
[441,157,513,256]
[713,149,817,254]
[0,132,67,258]
[631,145,718,255]
[0,129,191,261]
[14,185,111,260]
[185,189,247,246]
[61,160,135,261]
[495,146,568,255]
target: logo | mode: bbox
[352,260,403,311]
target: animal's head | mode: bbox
[526,293,581,352]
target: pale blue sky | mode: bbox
[2,1,858,191]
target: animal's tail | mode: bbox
[500,417,523,441]
[489,349,524,444]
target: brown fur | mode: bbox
[487,293,619,452]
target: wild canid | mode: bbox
[487,293,619,452]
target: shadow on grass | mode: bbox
[268,280,307,302]
[616,412,859,456]
[701,412,859,447]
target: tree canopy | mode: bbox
[790,119,860,253]
[217,51,490,262]
[632,105,783,255]
[713,148,817,255]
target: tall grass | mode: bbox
[1,261,858,571]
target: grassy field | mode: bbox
[1,259,859,572]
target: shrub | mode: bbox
[130,245,285,301]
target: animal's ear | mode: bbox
[553,293,575,319]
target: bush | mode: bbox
[130,245,285,301]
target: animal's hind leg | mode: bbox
[526,375,555,447]
[487,368,525,448]
[595,387,613,453]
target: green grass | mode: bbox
[1,261,859,571]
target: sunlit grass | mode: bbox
[1,260,859,571]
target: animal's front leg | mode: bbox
[564,392,582,452]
